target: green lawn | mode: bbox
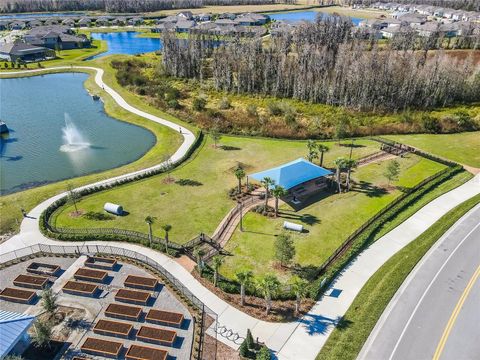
[385,132,480,168]
[316,187,480,360]
[52,137,380,244]
[220,154,446,281]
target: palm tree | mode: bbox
[193,247,205,273]
[234,166,246,193]
[343,158,358,192]
[290,276,308,316]
[271,185,288,217]
[211,256,224,287]
[317,144,329,167]
[144,216,156,247]
[161,224,172,253]
[257,274,281,315]
[261,177,275,208]
[306,140,318,162]
[235,270,253,306]
[333,157,346,194]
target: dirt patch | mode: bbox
[176,255,196,272]
[162,176,176,184]
[212,335,241,360]
[193,271,315,322]
[69,210,84,218]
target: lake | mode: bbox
[89,32,163,59]
[0,73,155,194]
[267,10,362,25]
[0,12,85,19]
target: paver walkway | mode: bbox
[1,67,480,360]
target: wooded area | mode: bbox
[0,0,282,13]
[161,16,480,112]
[348,0,480,12]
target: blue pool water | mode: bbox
[267,10,362,25]
[0,73,156,194]
[90,32,163,59]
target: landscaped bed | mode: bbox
[93,319,133,338]
[0,287,36,304]
[105,303,143,321]
[115,288,151,305]
[124,275,158,291]
[136,325,177,346]
[125,344,168,360]
[81,337,123,358]
[85,256,117,270]
[145,309,184,328]
[13,274,49,289]
[74,267,108,283]
[62,280,99,297]
[26,262,61,276]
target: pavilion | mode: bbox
[248,158,332,204]
[0,310,36,358]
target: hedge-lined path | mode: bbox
[1,68,480,359]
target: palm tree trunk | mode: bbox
[165,233,169,253]
[264,188,269,208]
[320,152,324,166]
[214,270,218,287]
[347,169,351,192]
[238,178,241,193]
[336,168,341,193]
[266,294,271,315]
[275,197,279,217]
[240,284,245,306]
[295,294,300,316]
[148,224,152,247]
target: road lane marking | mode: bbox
[432,264,480,360]
[388,222,480,360]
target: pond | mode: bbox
[267,10,362,25]
[89,32,163,59]
[0,72,156,195]
[0,12,85,19]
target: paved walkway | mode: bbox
[2,68,480,360]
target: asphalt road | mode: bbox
[358,204,480,360]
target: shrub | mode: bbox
[267,101,283,116]
[83,211,114,221]
[239,339,251,358]
[421,113,441,133]
[256,345,272,360]
[245,329,255,350]
[454,110,476,131]
[247,104,258,117]
[219,97,231,110]
[193,96,207,111]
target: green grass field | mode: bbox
[385,132,480,168]
[219,154,446,281]
[316,187,480,360]
[52,137,380,244]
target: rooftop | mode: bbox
[0,310,36,357]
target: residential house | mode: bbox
[78,17,91,27]
[24,26,90,50]
[398,13,426,26]
[175,20,196,33]
[128,17,144,26]
[218,13,236,20]
[27,19,43,28]
[0,40,51,62]
[0,20,9,30]
[111,17,127,26]
[235,13,269,26]
[196,13,212,22]
[151,22,175,32]
[433,8,445,17]
[9,21,26,30]
[95,16,110,26]
[44,18,59,26]
[414,22,440,36]
[177,11,193,20]
[62,18,76,27]
[156,15,178,24]
[381,26,412,38]
[214,19,236,27]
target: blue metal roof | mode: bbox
[0,310,35,357]
[249,158,332,190]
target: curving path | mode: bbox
[1,67,480,360]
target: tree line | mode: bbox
[0,0,284,13]
[160,15,480,112]
[345,0,480,11]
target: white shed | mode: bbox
[104,202,123,215]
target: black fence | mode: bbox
[0,243,217,360]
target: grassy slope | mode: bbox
[220,155,446,280]
[0,65,183,234]
[52,137,380,244]
[316,174,477,360]
[385,132,480,168]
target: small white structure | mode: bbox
[283,221,303,232]
[104,202,123,215]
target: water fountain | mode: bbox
[59,113,91,152]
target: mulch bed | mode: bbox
[105,303,143,321]
[136,326,176,346]
[81,337,123,358]
[62,280,98,296]
[125,344,168,360]
[93,319,133,338]
[145,309,184,328]
[124,275,158,290]
[74,267,108,282]
[115,289,151,305]
[13,274,49,289]
[0,287,36,303]
[193,271,315,322]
